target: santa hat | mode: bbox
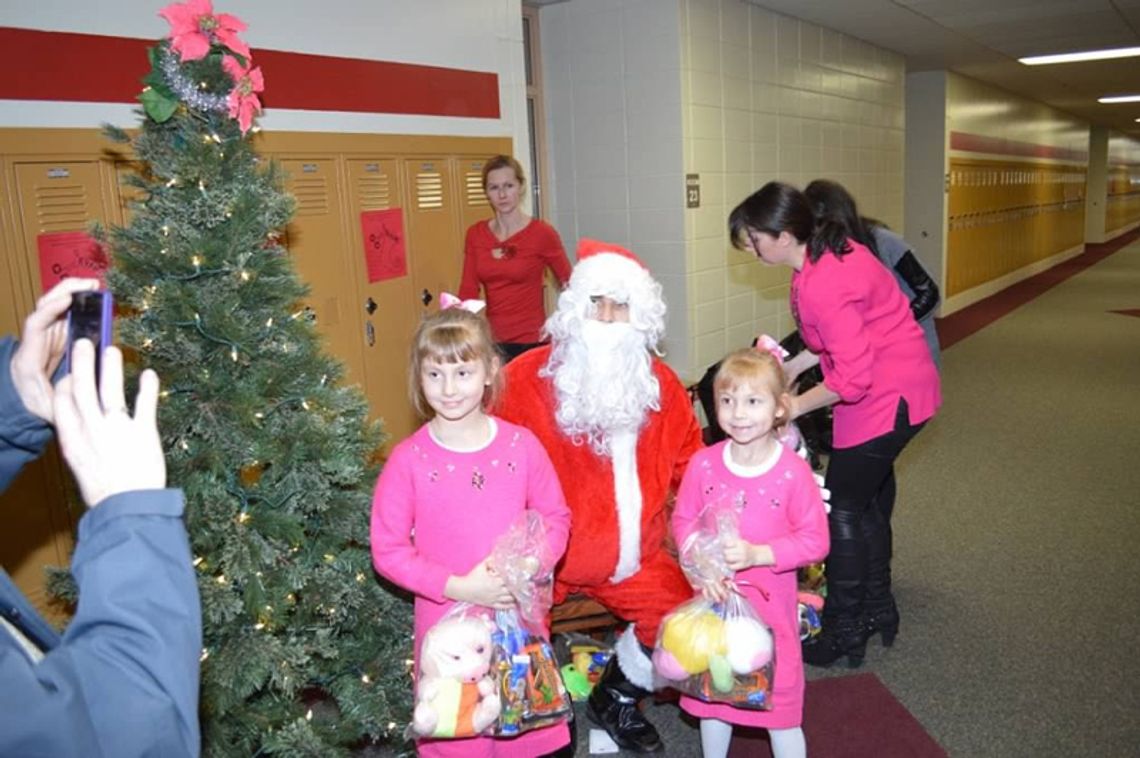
[576,238,648,270]
[572,238,653,298]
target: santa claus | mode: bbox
[497,239,702,753]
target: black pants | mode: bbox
[822,399,925,623]
[498,341,546,363]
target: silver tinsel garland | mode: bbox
[160,48,231,114]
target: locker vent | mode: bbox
[34,182,92,232]
[415,172,444,209]
[357,173,391,211]
[291,177,330,217]
[465,172,489,207]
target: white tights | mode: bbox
[699,718,806,758]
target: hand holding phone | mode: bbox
[67,290,114,386]
[54,339,166,508]
[10,277,101,423]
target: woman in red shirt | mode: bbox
[458,156,572,362]
[728,182,941,669]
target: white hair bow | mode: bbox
[439,292,486,313]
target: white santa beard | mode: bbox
[550,322,658,585]
[551,321,660,455]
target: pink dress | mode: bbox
[371,418,572,757]
[671,441,830,729]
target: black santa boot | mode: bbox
[586,649,663,753]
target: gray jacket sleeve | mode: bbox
[0,337,201,757]
[0,337,54,494]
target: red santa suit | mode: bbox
[498,345,703,656]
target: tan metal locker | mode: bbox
[404,157,463,309]
[277,157,367,390]
[344,158,419,444]
[13,160,115,292]
[457,156,493,236]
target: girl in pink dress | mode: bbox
[370,300,572,758]
[672,346,830,758]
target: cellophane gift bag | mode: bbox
[487,512,571,737]
[652,500,776,709]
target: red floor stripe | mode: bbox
[936,226,1140,350]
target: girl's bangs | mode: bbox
[422,323,481,365]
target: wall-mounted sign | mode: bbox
[686,174,700,208]
[37,231,109,292]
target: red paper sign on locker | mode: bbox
[360,208,407,283]
[37,231,110,292]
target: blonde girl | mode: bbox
[672,345,830,758]
[371,299,572,757]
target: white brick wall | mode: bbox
[541,0,905,381]
[681,0,906,378]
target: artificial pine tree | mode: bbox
[97,2,413,754]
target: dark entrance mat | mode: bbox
[727,673,946,758]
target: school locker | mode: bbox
[404,157,463,310]
[276,157,367,391]
[343,157,419,443]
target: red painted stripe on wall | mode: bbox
[950,131,1088,162]
[0,27,499,119]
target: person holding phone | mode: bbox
[1,278,201,757]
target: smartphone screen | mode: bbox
[67,291,114,383]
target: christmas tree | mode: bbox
[98,2,413,754]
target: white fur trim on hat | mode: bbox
[570,253,652,302]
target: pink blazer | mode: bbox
[791,240,941,448]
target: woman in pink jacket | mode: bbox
[728,182,941,668]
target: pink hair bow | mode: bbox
[755,334,789,365]
[439,292,486,313]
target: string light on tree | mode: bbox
[97,1,412,751]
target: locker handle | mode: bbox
[365,296,377,315]
[365,321,375,347]
[421,289,433,306]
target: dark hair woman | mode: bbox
[803,179,941,367]
[458,155,572,362]
[728,181,942,668]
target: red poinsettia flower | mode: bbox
[159,0,251,62]
[223,55,264,134]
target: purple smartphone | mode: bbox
[66,290,114,383]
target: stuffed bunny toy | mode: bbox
[413,613,502,738]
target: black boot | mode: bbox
[586,656,663,753]
[802,616,870,668]
[803,508,869,668]
[862,473,899,647]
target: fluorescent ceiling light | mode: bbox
[1099,94,1140,103]
[1020,46,1140,65]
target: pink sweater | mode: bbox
[672,442,830,728]
[370,418,571,757]
[792,241,941,447]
